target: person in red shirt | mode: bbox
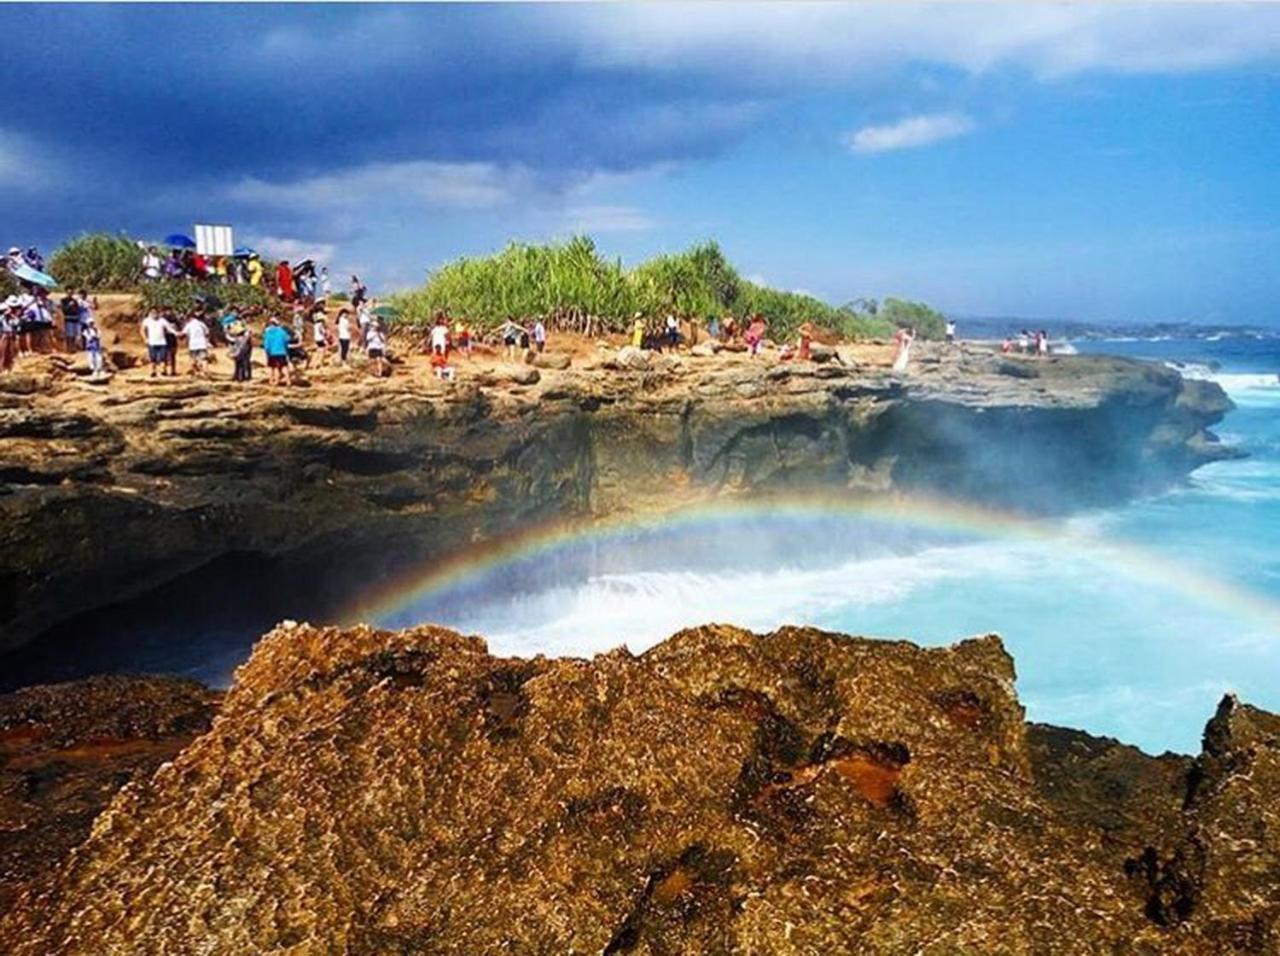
[276,260,295,302]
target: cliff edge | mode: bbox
[0,346,1236,654]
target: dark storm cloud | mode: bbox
[1,4,765,249]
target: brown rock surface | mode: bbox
[0,675,219,914]
[1,623,1274,953]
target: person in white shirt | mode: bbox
[364,321,388,377]
[319,267,332,302]
[357,303,373,350]
[335,308,352,365]
[141,310,176,377]
[141,246,162,283]
[533,319,547,353]
[180,314,211,376]
[312,309,329,366]
[429,320,449,356]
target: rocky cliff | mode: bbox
[0,622,1274,953]
[0,347,1235,655]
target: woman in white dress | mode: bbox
[891,326,915,373]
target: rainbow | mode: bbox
[344,492,1280,637]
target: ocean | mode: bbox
[377,333,1280,755]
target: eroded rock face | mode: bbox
[1,623,1274,953]
[0,350,1237,654]
[0,675,219,914]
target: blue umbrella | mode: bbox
[233,246,257,257]
[164,234,196,249]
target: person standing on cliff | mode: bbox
[945,319,957,345]
[83,314,105,380]
[365,320,389,377]
[276,260,295,302]
[892,326,915,373]
[745,315,766,357]
[180,312,211,376]
[0,298,19,372]
[140,309,176,378]
[500,317,522,361]
[231,323,253,382]
[312,307,330,367]
[262,316,292,386]
[335,308,352,365]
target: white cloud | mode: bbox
[845,112,975,154]
[0,129,55,190]
[227,161,539,214]
[563,205,655,233]
[558,4,1280,80]
[241,234,338,264]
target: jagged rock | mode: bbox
[614,345,651,371]
[530,351,571,370]
[0,625,1275,953]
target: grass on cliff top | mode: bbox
[391,237,947,341]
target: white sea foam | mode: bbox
[443,541,1032,661]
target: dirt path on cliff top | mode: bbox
[11,292,896,409]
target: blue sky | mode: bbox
[4,3,1279,323]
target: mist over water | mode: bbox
[381,338,1280,755]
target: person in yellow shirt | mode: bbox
[247,255,263,287]
[454,318,472,357]
[631,313,645,348]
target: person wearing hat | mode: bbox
[262,315,292,386]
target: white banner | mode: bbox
[194,223,234,257]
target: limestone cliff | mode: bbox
[0,348,1235,654]
[0,623,1274,953]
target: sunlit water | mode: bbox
[377,337,1280,754]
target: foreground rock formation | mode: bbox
[0,346,1236,656]
[1,623,1274,953]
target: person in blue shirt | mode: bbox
[262,316,292,386]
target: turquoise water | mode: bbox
[381,338,1280,754]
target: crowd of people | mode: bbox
[133,296,402,386]
[1001,328,1053,356]
[5,239,1044,389]
[137,244,351,304]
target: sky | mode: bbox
[3,2,1279,324]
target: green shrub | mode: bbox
[48,232,143,291]
[0,269,18,299]
[139,282,279,316]
[390,237,934,342]
[878,297,947,340]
